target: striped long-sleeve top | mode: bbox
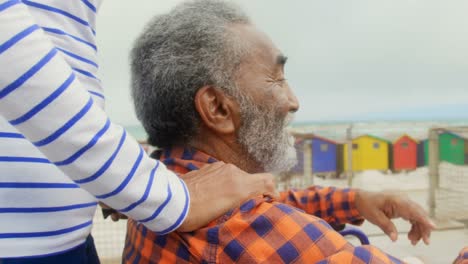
[0,0,189,258]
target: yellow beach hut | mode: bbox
[343,134,390,171]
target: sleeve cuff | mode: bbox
[344,188,365,226]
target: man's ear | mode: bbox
[194,86,238,135]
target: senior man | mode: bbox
[120,1,468,263]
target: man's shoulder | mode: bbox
[207,198,343,263]
[218,197,327,229]
[125,197,341,263]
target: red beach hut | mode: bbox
[393,134,418,171]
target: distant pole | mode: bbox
[303,139,313,186]
[428,128,439,218]
[346,125,354,187]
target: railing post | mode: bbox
[428,128,439,218]
[346,125,354,187]
[303,139,313,186]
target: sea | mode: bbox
[125,119,468,142]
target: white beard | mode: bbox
[237,99,298,173]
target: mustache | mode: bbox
[283,112,295,127]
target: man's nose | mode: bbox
[287,87,299,113]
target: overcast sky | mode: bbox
[96,0,468,126]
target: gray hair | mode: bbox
[131,0,250,147]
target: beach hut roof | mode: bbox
[393,134,419,144]
[313,135,338,145]
[291,132,338,145]
[354,134,392,144]
[440,131,465,139]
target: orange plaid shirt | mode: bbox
[123,147,402,263]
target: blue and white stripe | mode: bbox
[0,0,189,258]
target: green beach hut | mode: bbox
[425,132,465,165]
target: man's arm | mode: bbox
[279,186,364,228]
[279,186,434,244]
[0,0,276,233]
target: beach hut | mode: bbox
[343,134,390,171]
[311,136,338,173]
[424,132,465,165]
[393,135,418,171]
[417,139,427,167]
[290,133,338,174]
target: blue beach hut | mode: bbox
[290,133,338,174]
[311,135,338,173]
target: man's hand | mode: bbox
[355,190,436,245]
[178,162,278,232]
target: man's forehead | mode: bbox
[230,24,279,51]
[230,24,285,69]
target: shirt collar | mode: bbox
[153,146,218,175]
